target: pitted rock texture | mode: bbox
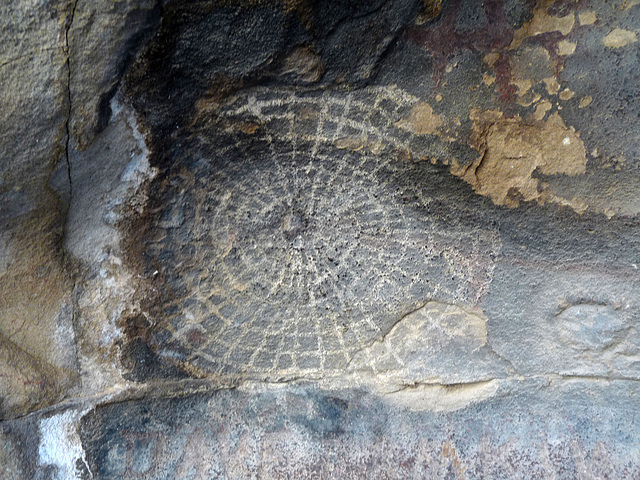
[72,381,640,479]
[137,132,499,378]
[2,0,640,477]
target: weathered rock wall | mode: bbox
[1,0,640,478]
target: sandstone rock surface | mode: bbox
[1,0,640,477]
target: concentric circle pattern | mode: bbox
[144,88,501,377]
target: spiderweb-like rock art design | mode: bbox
[143,87,501,378]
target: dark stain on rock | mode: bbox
[78,382,640,477]
[124,0,422,164]
[293,394,350,438]
[118,161,210,382]
[493,52,518,107]
[119,314,191,382]
[522,30,567,77]
[407,0,515,87]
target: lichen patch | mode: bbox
[544,77,561,95]
[559,89,575,101]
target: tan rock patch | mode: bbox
[603,28,637,48]
[559,89,575,101]
[533,100,552,121]
[0,209,76,416]
[510,8,575,50]
[544,77,561,95]
[280,46,325,82]
[578,11,597,26]
[334,136,384,154]
[512,78,534,97]
[557,40,577,56]
[482,72,495,86]
[453,110,586,208]
[235,122,259,135]
[517,91,542,107]
[579,95,593,108]
[482,52,499,67]
[395,102,443,135]
[0,333,71,419]
[416,0,443,25]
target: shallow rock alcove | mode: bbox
[1,0,639,478]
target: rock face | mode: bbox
[0,0,76,420]
[1,0,640,477]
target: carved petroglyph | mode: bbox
[142,122,501,378]
[114,86,510,380]
[221,86,437,159]
[553,301,640,376]
[220,82,613,216]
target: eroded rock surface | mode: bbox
[1,0,640,477]
[0,0,77,419]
